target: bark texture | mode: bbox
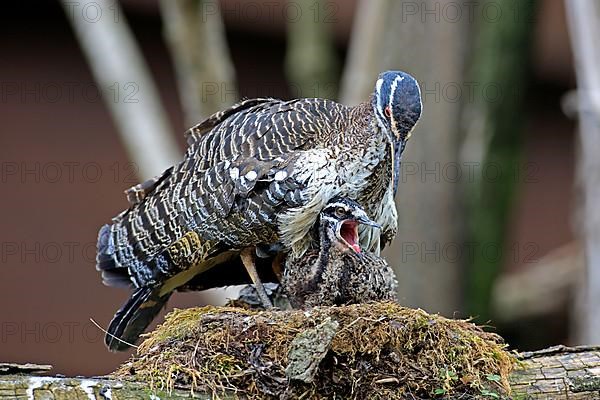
[0,375,209,399]
[3,346,600,399]
[510,345,600,399]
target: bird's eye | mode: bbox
[384,106,392,118]
[335,207,346,217]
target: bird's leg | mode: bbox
[240,247,273,308]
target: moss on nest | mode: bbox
[115,302,515,399]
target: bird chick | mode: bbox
[281,197,398,309]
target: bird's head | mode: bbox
[319,197,380,254]
[372,70,422,194]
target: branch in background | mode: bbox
[60,0,180,180]
[462,0,536,322]
[492,242,583,322]
[159,0,237,124]
[565,0,600,345]
[339,0,390,105]
[285,0,339,100]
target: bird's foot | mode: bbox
[240,247,274,309]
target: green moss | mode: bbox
[115,302,515,399]
[570,376,600,392]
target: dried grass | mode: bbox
[115,302,515,399]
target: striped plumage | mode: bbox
[97,70,422,350]
[281,197,398,308]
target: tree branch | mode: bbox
[60,0,180,180]
[285,0,339,100]
[339,0,390,105]
[159,0,237,124]
[565,0,600,345]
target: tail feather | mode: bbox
[97,223,135,287]
[96,224,117,272]
[100,270,132,288]
[106,286,171,351]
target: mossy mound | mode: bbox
[115,302,514,399]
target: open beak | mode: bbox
[339,212,380,253]
[339,220,361,253]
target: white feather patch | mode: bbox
[376,78,384,111]
[274,170,287,181]
[278,134,395,257]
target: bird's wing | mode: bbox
[184,98,274,142]
[98,97,345,348]
[100,154,306,350]
[123,166,174,206]
[183,97,347,170]
[117,97,338,209]
[100,97,345,279]
[100,153,302,284]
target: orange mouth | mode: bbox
[340,220,361,253]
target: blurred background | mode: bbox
[0,0,593,376]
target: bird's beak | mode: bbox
[392,139,407,195]
[357,215,381,229]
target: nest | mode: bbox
[115,302,515,399]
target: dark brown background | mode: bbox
[0,0,575,375]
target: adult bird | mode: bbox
[96,70,422,350]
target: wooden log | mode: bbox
[2,347,600,398]
[0,374,209,399]
[510,345,600,399]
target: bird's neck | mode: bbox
[299,225,333,292]
[313,226,349,280]
[316,225,333,273]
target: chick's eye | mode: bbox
[335,207,346,217]
[384,106,392,118]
